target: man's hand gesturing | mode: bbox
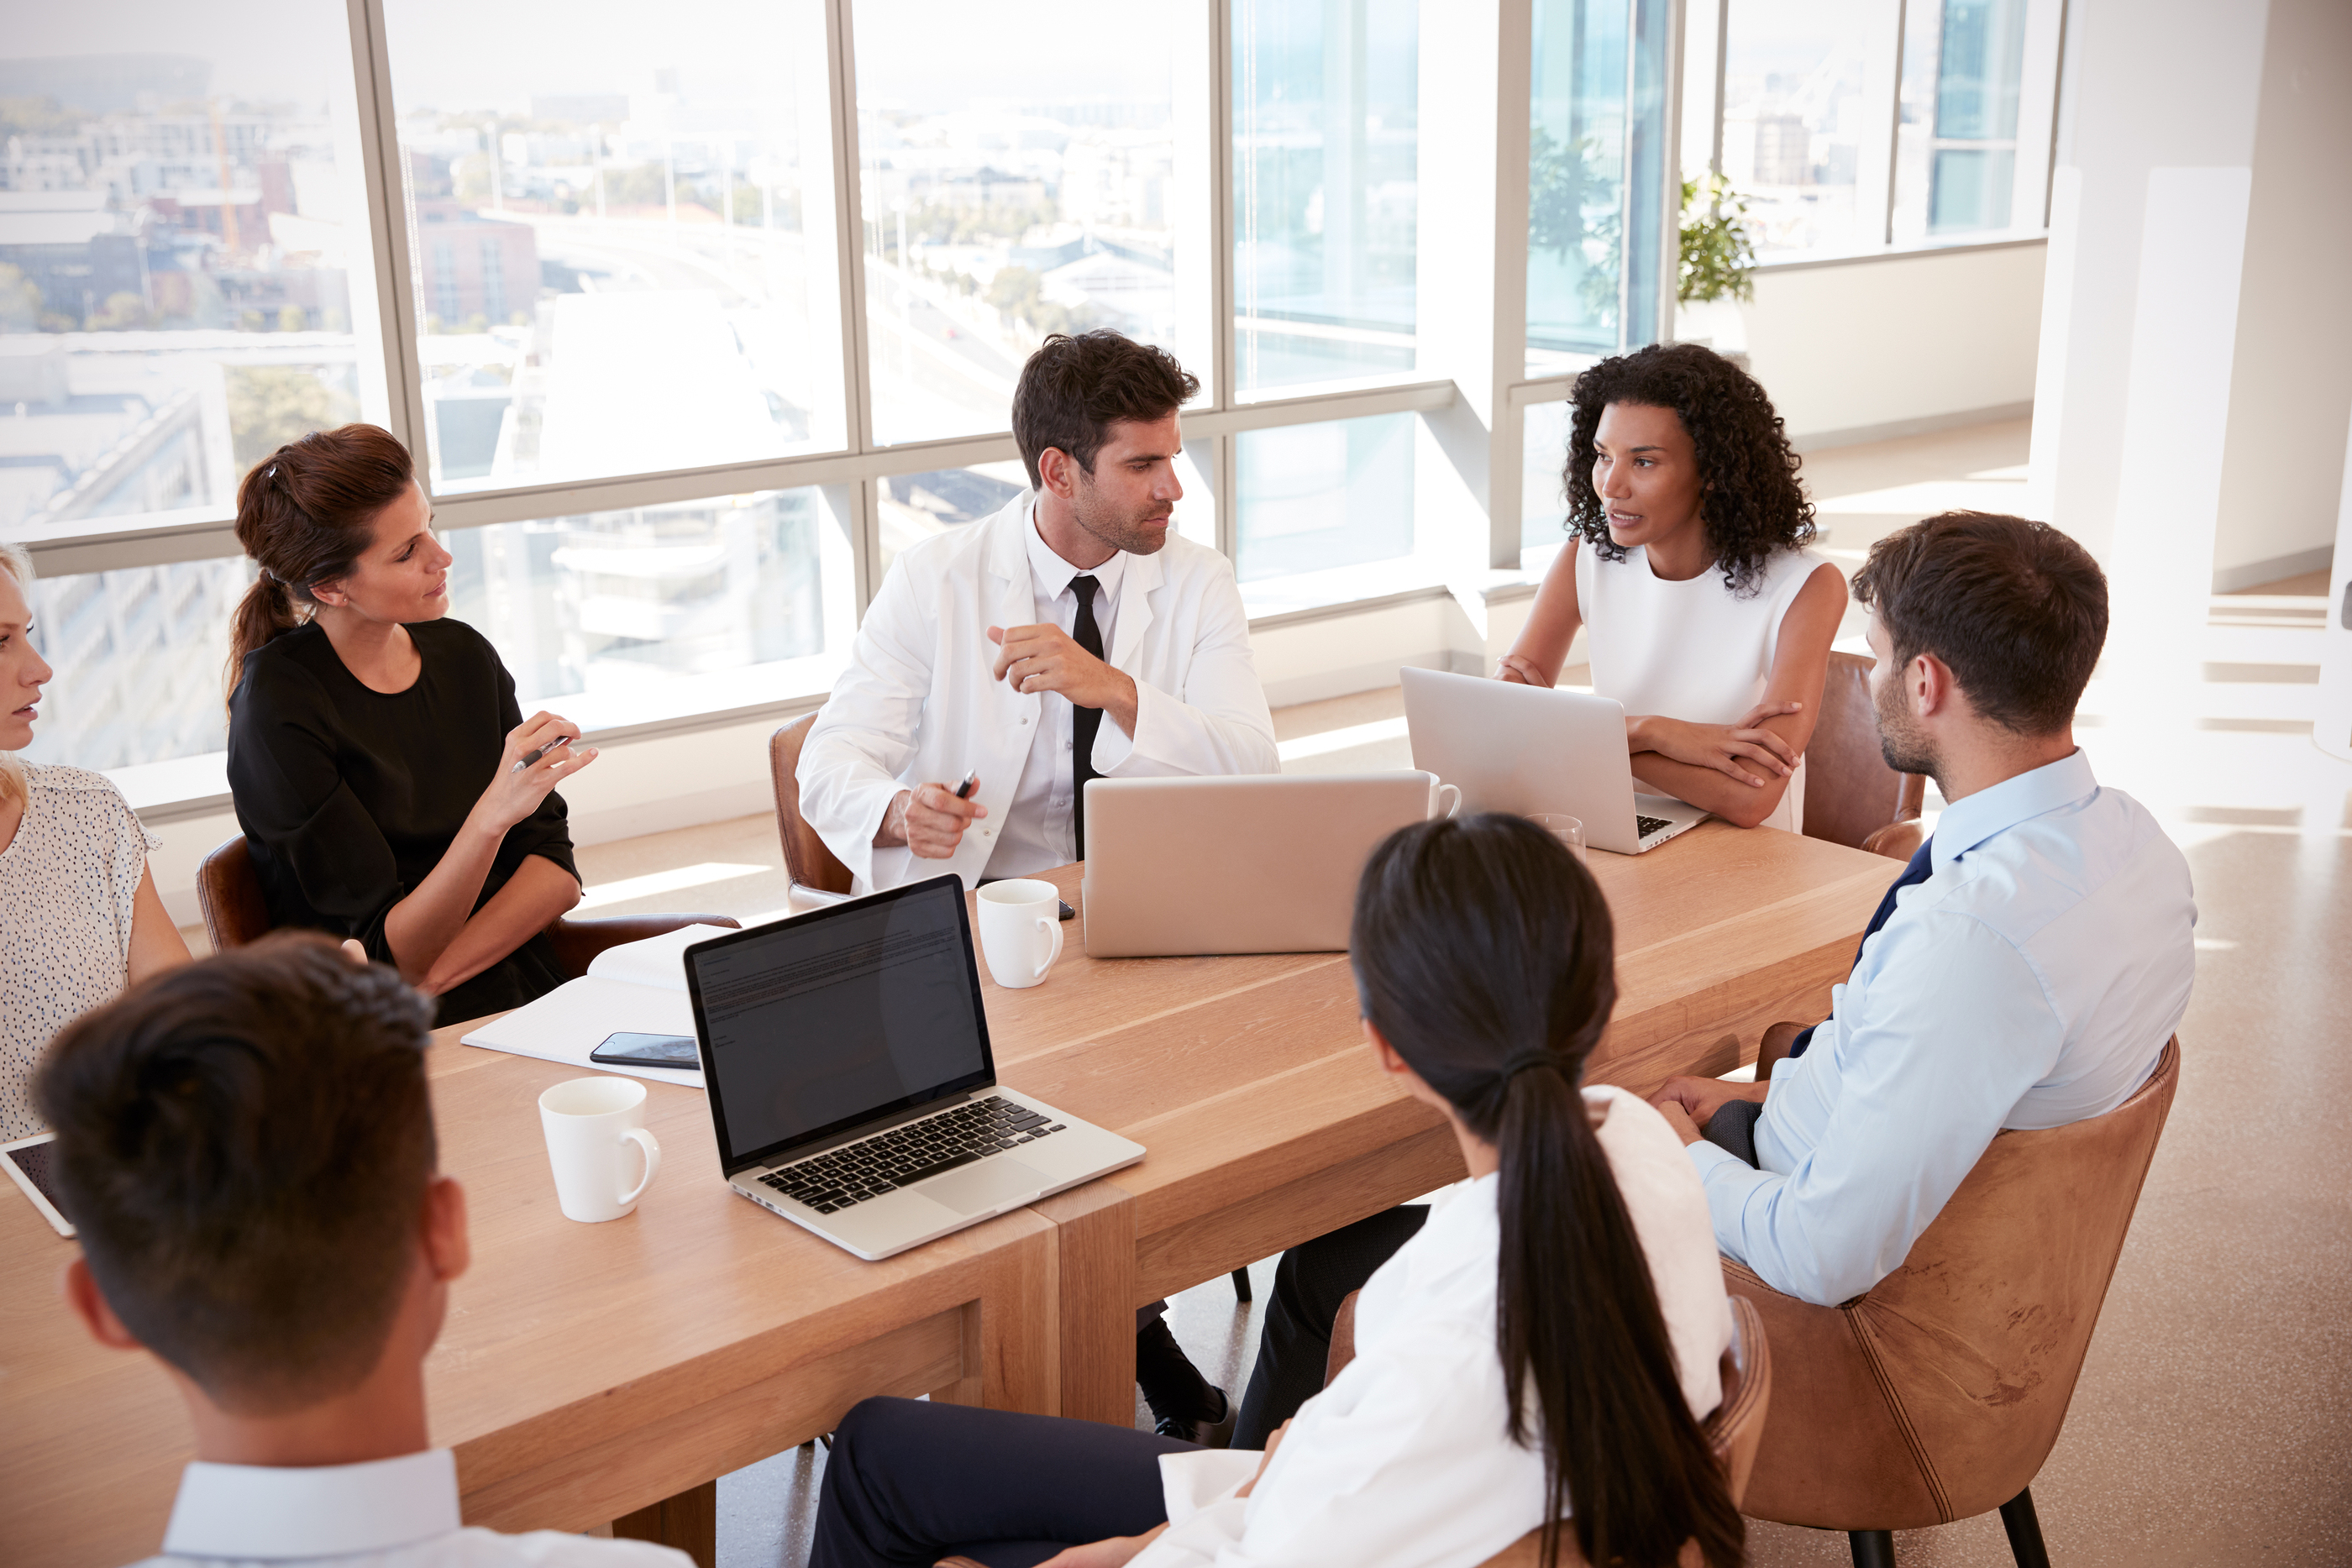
[990,623,1139,736]
[876,781,986,858]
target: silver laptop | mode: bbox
[683,876,1143,1261]
[1399,666,1706,855]
[1080,772,1440,956]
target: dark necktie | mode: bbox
[1069,574,1104,862]
[1786,836,1935,1062]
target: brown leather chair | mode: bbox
[769,712,855,908]
[196,834,738,975]
[1325,1293,1773,1567]
[1802,650,1926,861]
[1730,1036,2181,1568]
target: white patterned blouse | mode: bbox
[1,763,160,1140]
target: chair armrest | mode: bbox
[1860,818,1924,862]
[1323,1290,1362,1388]
[544,913,743,979]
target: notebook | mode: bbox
[459,923,737,1088]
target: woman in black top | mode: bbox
[224,425,599,1025]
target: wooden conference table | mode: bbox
[1,822,1892,1566]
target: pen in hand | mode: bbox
[511,737,570,773]
[953,771,979,800]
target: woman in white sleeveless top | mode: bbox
[1500,343,1843,832]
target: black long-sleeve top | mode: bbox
[227,618,580,1026]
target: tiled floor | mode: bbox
[186,421,2352,1566]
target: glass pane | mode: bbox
[0,5,385,538]
[1233,0,1419,397]
[1236,412,1427,616]
[1891,0,2028,241]
[853,2,1184,447]
[383,0,845,492]
[1522,399,1576,554]
[444,485,856,729]
[1528,0,1629,365]
[18,559,249,768]
[1720,0,1873,256]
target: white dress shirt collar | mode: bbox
[1022,495,1126,611]
[160,1449,462,1560]
[1930,748,2097,873]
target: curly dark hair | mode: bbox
[1560,342,1814,596]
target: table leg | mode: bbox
[613,1479,716,1568]
[1032,1179,1137,1426]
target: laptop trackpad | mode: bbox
[919,1157,1051,1214]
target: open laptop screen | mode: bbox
[685,876,993,1172]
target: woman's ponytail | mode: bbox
[225,425,415,709]
[1352,815,1744,1568]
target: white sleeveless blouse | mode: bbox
[1575,543,1835,834]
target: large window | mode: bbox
[0,4,386,537]
[1705,0,2056,260]
[6,3,1682,797]
[1232,0,1420,397]
[384,0,845,490]
[853,1,1185,446]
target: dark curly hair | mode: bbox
[1561,342,1814,596]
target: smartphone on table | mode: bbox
[590,1032,701,1069]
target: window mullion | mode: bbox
[347,0,429,473]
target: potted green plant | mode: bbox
[1675,174,1756,361]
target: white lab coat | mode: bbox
[799,490,1279,893]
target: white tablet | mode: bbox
[3,1133,75,1238]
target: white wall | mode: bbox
[1685,241,2047,447]
[2213,0,2352,587]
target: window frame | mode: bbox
[1685,0,2066,265]
[14,0,1688,796]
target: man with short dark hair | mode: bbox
[1651,511,2196,1307]
[799,329,1267,1438]
[801,329,1277,894]
[39,936,687,1568]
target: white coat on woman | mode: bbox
[799,490,1279,894]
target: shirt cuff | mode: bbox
[1158,1449,1255,1525]
[1091,679,1158,774]
[1685,1139,1746,1180]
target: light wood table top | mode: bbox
[3,1030,1058,1567]
[984,821,1898,1423]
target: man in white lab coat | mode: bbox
[798,330,1274,1442]
[799,330,1277,896]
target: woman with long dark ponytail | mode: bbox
[801,814,1740,1568]
[224,426,599,1025]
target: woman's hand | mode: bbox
[1032,1523,1169,1568]
[1494,653,1552,686]
[474,711,597,833]
[1629,701,1803,787]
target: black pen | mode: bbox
[511,737,569,773]
[953,770,979,800]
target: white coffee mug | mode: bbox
[978,878,1064,989]
[1429,779,1462,819]
[538,1076,662,1223]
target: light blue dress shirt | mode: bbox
[1688,750,2196,1306]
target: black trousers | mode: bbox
[1230,1204,1430,1450]
[809,1396,1193,1568]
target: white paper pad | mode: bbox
[458,923,735,1089]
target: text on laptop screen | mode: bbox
[692,884,986,1159]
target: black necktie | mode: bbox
[1069,574,1104,862]
[1786,836,1934,1062]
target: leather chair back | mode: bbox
[1730,1036,2181,1532]
[197,836,274,952]
[198,835,742,978]
[770,713,854,899]
[1325,1293,1772,1567]
[1801,650,1926,860]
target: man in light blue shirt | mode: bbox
[1652,511,2196,1307]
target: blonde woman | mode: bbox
[0,543,190,1138]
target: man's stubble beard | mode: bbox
[1874,668,1942,785]
[1071,471,1172,558]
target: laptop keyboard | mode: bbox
[757,1098,1068,1214]
[1636,813,1672,840]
